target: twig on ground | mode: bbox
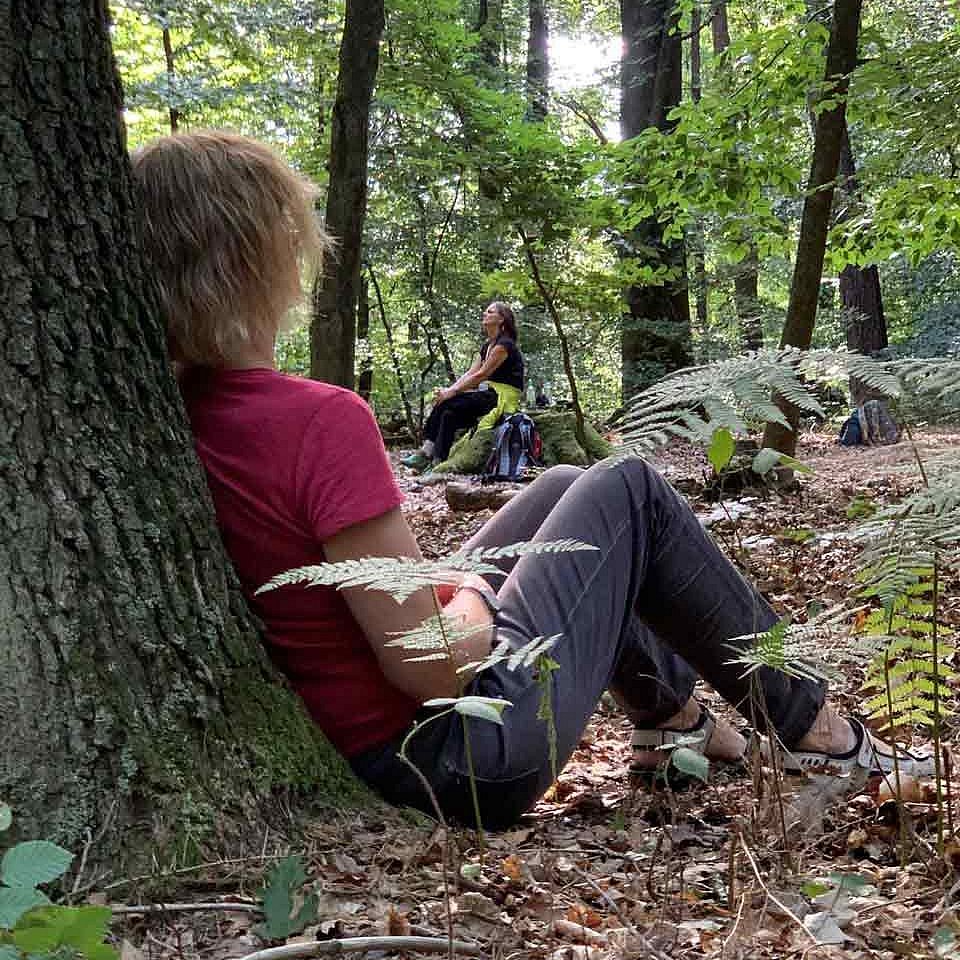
[738,832,817,944]
[237,936,484,960]
[110,902,263,916]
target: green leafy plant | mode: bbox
[252,855,319,941]
[0,806,117,960]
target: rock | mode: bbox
[445,482,519,512]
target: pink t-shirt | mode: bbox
[180,367,418,756]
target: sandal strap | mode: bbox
[632,706,715,753]
[768,718,936,778]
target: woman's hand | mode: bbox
[434,386,455,403]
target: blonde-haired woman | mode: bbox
[133,131,934,829]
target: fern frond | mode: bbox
[257,539,598,602]
[619,348,899,455]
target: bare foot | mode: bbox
[632,698,746,770]
[792,704,857,755]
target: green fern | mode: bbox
[618,347,903,454]
[852,471,960,734]
[256,539,598,602]
[725,612,851,684]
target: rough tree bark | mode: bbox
[526,0,548,121]
[761,0,863,456]
[838,125,888,405]
[0,0,354,865]
[310,0,385,387]
[619,0,691,400]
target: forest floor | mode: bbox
[113,426,960,960]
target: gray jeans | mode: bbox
[351,459,826,827]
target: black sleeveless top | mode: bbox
[479,335,524,390]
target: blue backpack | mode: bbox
[839,410,862,446]
[483,413,542,482]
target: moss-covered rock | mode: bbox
[434,410,611,474]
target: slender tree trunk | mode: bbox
[838,125,888,405]
[619,0,691,399]
[310,0,385,387]
[369,264,417,440]
[518,228,588,453]
[1,0,345,861]
[526,0,549,120]
[709,0,762,348]
[476,0,504,271]
[762,0,864,455]
[689,3,708,347]
[711,0,730,54]
[357,274,373,400]
[161,18,180,132]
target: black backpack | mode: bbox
[483,413,542,482]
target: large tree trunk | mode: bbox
[311,0,385,387]
[838,126,888,405]
[762,0,863,455]
[1,0,351,865]
[619,0,691,400]
[526,0,549,121]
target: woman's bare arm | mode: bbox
[323,507,494,702]
[439,345,507,400]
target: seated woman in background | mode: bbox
[402,302,524,471]
[133,131,935,830]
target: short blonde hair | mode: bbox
[131,131,329,366]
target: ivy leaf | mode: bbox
[252,855,318,941]
[0,805,11,833]
[0,843,73,889]
[707,427,735,473]
[669,747,710,783]
[0,887,49,930]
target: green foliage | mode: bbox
[669,747,710,784]
[619,348,901,455]
[423,695,513,724]
[253,855,319,942]
[726,618,835,685]
[257,539,598,602]
[707,427,735,474]
[0,809,117,960]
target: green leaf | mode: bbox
[1,842,73,888]
[13,905,115,959]
[669,747,710,783]
[460,863,482,880]
[933,926,957,958]
[0,888,49,931]
[708,427,736,473]
[802,881,831,899]
[252,855,318,941]
[0,805,11,833]
[828,872,870,894]
[752,448,813,475]
[453,696,512,724]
